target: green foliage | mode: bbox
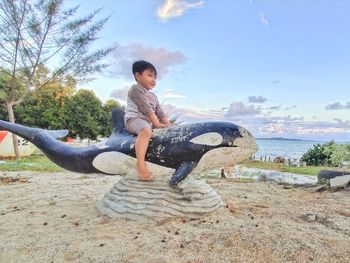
[0,103,7,120]
[99,99,123,137]
[63,89,104,140]
[13,66,76,129]
[300,141,335,166]
[323,143,350,167]
[14,92,68,129]
[0,70,25,103]
[3,69,122,140]
[301,141,350,167]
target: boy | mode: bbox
[124,60,172,181]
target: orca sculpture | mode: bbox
[0,108,258,185]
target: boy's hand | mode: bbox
[154,123,173,129]
[148,113,175,129]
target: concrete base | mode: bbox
[96,176,223,221]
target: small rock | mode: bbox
[330,174,350,189]
[300,213,317,222]
[307,185,328,192]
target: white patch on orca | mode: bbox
[92,151,174,176]
[192,135,258,174]
[95,140,109,149]
[190,132,223,146]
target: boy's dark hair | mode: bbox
[132,60,157,78]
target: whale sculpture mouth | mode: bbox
[192,138,258,174]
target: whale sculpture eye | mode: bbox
[190,132,223,146]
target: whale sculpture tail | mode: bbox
[0,119,103,173]
[0,120,68,141]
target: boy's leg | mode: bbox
[135,127,153,180]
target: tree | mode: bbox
[99,99,123,137]
[63,89,104,141]
[14,65,76,129]
[0,0,114,158]
[0,69,26,119]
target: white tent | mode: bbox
[0,131,36,158]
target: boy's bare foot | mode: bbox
[137,162,154,181]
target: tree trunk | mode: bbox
[6,101,21,159]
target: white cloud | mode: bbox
[258,12,269,26]
[225,101,261,118]
[247,95,267,103]
[325,101,350,110]
[156,0,204,22]
[283,105,297,111]
[163,100,350,140]
[161,90,186,99]
[110,86,129,101]
[109,42,186,80]
[160,103,224,123]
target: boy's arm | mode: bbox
[154,96,172,125]
[148,113,170,128]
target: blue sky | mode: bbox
[66,0,350,141]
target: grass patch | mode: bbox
[240,160,332,176]
[0,155,64,172]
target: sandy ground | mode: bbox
[0,171,349,263]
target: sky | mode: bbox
[65,0,350,141]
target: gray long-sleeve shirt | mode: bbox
[124,84,166,123]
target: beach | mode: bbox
[1,171,349,263]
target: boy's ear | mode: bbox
[134,72,141,81]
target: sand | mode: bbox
[0,171,349,263]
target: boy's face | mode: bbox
[135,69,156,90]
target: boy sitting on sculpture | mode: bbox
[124,60,173,181]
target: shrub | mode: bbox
[301,141,335,166]
[324,143,350,167]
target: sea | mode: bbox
[254,138,349,160]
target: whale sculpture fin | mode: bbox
[169,161,197,187]
[112,108,126,133]
[46,129,69,139]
